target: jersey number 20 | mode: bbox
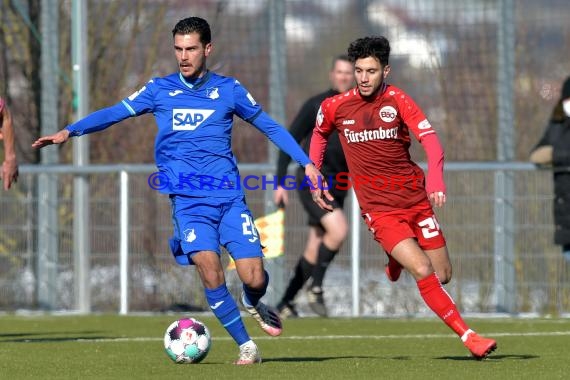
[418,216,440,239]
[241,214,259,243]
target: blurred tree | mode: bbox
[0,0,168,164]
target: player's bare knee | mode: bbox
[323,216,348,248]
[411,262,434,280]
[199,268,225,289]
[323,233,345,251]
[331,222,349,242]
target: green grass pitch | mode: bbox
[0,314,568,379]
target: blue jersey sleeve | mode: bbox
[250,111,312,168]
[65,102,132,136]
[121,79,157,116]
[233,80,263,122]
[65,79,158,137]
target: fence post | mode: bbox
[37,0,59,310]
[350,190,361,317]
[265,0,287,306]
[119,170,129,315]
[72,0,91,314]
[494,0,516,314]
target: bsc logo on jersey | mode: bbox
[172,109,215,131]
[379,105,397,123]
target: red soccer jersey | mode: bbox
[310,83,444,213]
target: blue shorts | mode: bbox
[168,194,264,265]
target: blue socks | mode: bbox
[205,271,269,346]
[205,284,250,345]
[242,270,269,307]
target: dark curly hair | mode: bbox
[347,36,390,66]
[172,17,211,45]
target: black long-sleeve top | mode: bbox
[276,89,348,182]
[532,116,570,244]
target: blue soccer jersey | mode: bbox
[66,71,311,197]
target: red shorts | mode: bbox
[363,201,446,254]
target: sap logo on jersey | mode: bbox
[172,109,215,131]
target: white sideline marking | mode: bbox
[76,330,570,343]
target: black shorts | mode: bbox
[297,174,348,227]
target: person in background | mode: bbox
[274,55,354,318]
[530,76,570,262]
[0,96,19,190]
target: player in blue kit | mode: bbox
[33,16,326,365]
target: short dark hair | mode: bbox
[172,17,211,45]
[347,36,390,66]
[332,54,351,69]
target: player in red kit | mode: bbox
[308,36,497,359]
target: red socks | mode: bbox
[417,272,469,337]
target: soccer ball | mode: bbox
[164,318,211,363]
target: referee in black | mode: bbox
[274,55,354,318]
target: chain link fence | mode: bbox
[0,1,569,315]
[0,164,568,315]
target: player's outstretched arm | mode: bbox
[32,102,134,150]
[32,129,71,149]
